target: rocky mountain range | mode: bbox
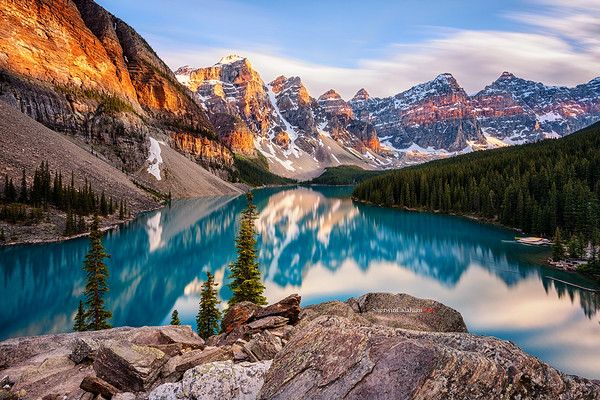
[175,57,394,180]
[1,0,599,186]
[178,57,600,176]
[349,71,600,154]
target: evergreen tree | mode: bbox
[196,271,221,339]
[77,214,87,234]
[18,169,28,204]
[0,227,5,241]
[227,191,267,308]
[73,300,87,332]
[64,206,74,236]
[82,213,113,330]
[170,310,181,325]
[3,175,16,204]
[109,197,114,214]
[119,200,125,220]
[100,191,108,216]
[552,227,566,261]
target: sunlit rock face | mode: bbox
[209,113,256,157]
[0,0,233,172]
[318,89,355,119]
[175,57,277,138]
[175,57,391,176]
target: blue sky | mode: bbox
[96,0,599,98]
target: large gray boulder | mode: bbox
[258,315,600,399]
[297,293,468,334]
[161,346,234,382]
[93,340,166,392]
[150,360,272,400]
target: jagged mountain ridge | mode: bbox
[175,57,394,180]
[0,0,235,194]
[472,72,600,143]
[350,71,600,153]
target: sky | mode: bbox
[95,0,600,99]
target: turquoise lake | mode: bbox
[1,186,599,378]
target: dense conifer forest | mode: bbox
[353,122,600,267]
[1,161,129,236]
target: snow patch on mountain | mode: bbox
[266,83,301,158]
[147,138,164,181]
[216,55,245,65]
[537,111,561,122]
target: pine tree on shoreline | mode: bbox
[196,271,221,339]
[170,310,181,325]
[82,212,113,330]
[73,300,87,332]
[227,190,267,308]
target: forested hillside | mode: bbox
[353,122,600,243]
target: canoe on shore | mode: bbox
[515,237,551,245]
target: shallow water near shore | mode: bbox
[1,185,599,378]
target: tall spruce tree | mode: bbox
[18,169,27,204]
[552,227,566,261]
[73,300,87,332]
[100,191,108,216]
[83,213,113,330]
[64,206,74,236]
[227,191,266,308]
[170,310,181,325]
[196,271,221,339]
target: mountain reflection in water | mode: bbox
[0,186,598,378]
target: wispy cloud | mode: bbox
[157,0,600,99]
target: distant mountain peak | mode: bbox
[350,88,370,103]
[319,89,342,101]
[434,73,460,87]
[217,54,246,65]
[499,71,516,80]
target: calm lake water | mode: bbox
[1,186,599,378]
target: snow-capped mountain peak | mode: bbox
[216,54,246,65]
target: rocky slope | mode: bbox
[0,99,240,244]
[349,72,600,158]
[175,57,395,180]
[1,293,597,399]
[0,0,234,187]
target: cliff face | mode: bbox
[350,72,600,153]
[349,74,485,152]
[0,0,233,176]
[472,72,600,143]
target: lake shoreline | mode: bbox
[351,196,600,279]
[0,203,164,248]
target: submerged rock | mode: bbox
[150,360,272,400]
[259,315,600,399]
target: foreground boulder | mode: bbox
[258,315,600,399]
[94,340,166,392]
[0,326,204,399]
[150,360,272,400]
[297,292,468,334]
[220,294,301,334]
[209,295,301,348]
